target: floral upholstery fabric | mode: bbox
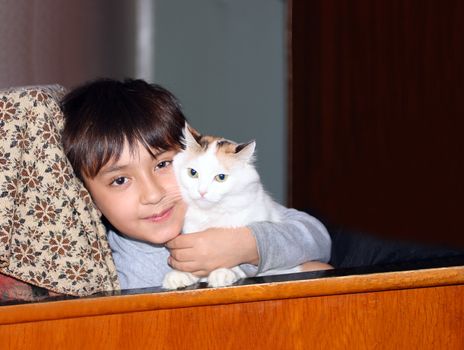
[0,85,119,297]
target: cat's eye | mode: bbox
[188,168,198,178]
[214,174,228,182]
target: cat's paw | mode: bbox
[207,268,239,288]
[162,270,199,290]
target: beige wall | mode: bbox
[0,0,136,89]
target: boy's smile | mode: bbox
[144,207,173,223]
[83,141,187,244]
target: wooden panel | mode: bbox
[288,0,464,247]
[1,285,463,349]
[1,265,463,349]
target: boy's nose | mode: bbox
[140,178,165,205]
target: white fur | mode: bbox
[162,126,295,290]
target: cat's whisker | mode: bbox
[151,190,184,213]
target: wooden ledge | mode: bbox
[1,262,463,326]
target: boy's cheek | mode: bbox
[177,200,188,216]
[81,182,103,217]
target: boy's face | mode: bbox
[83,141,187,244]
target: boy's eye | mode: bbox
[111,177,128,186]
[188,168,198,178]
[214,174,228,182]
[156,160,172,170]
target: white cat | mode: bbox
[162,124,300,289]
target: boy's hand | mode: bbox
[165,227,259,277]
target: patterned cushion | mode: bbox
[0,85,119,297]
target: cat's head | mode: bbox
[173,124,258,209]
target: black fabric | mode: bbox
[328,227,464,269]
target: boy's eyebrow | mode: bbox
[100,164,130,175]
[152,149,171,158]
[99,150,173,176]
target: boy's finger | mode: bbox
[165,234,194,249]
[169,248,195,262]
[168,258,198,273]
[191,270,209,277]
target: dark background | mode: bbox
[288,0,464,248]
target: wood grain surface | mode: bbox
[1,265,463,349]
[288,0,464,247]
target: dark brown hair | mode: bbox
[61,78,186,179]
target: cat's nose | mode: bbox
[199,190,207,197]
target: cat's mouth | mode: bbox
[143,207,173,223]
[192,197,217,208]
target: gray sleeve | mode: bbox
[107,230,172,289]
[239,205,331,276]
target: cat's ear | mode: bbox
[182,123,201,150]
[235,140,256,163]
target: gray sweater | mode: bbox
[108,205,331,289]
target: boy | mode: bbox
[61,78,331,289]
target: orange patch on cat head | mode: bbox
[214,139,242,169]
[182,124,255,167]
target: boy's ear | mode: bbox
[234,140,256,163]
[183,122,201,150]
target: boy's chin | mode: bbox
[147,230,181,244]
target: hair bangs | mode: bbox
[62,78,186,179]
